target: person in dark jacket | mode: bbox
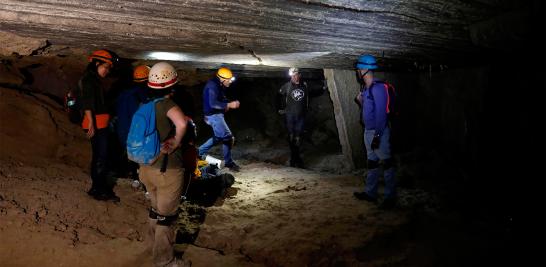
[115,65,149,181]
[197,67,241,172]
[353,54,397,209]
[277,67,308,167]
[277,67,325,168]
[80,49,119,202]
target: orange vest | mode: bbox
[81,114,110,130]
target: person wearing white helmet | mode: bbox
[277,67,329,168]
[139,62,190,267]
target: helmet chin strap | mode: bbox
[361,69,371,78]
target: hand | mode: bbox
[355,93,362,105]
[86,123,95,139]
[278,109,286,115]
[161,138,179,154]
[227,100,240,110]
[371,135,380,150]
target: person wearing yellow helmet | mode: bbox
[80,49,120,202]
[115,64,150,182]
[198,66,241,172]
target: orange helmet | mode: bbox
[133,65,150,82]
[88,49,114,65]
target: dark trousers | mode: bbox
[90,128,112,193]
[285,113,305,135]
[285,114,305,167]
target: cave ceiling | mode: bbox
[0,0,534,71]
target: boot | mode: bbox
[293,136,304,168]
[289,144,297,167]
[146,218,157,253]
[364,167,380,199]
[288,134,296,167]
[383,167,396,200]
[153,224,176,267]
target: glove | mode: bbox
[371,134,380,150]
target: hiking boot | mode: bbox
[87,187,100,197]
[353,191,377,203]
[225,162,240,172]
[169,257,191,267]
[379,197,397,210]
[94,191,120,202]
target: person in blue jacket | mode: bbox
[198,67,241,172]
[353,54,397,209]
[115,65,149,181]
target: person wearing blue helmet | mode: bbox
[353,54,397,209]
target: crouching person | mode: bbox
[137,62,189,266]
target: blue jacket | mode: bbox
[203,77,228,115]
[361,78,388,136]
[116,84,148,146]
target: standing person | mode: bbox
[80,49,120,202]
[197,67,241,172]
[170,84,198,201]
[116,65,150,182]
[138,62,189,267]
[353,54,397,209]
[277,67,307,168]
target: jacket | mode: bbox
[202,78,228,116]
[361,78,389,136]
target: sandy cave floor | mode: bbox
[0,157,410,267]
[0,156,508,267]
[0,87,512,267]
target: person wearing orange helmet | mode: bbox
[197,67,241,172]
[80,49,120,202]
[115,64,150,182]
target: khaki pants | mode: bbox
[140,166,185,267]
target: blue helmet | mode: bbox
[356,54,378,70]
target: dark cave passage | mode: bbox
[0,1,544,266]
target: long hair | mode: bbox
[86,60,102,73]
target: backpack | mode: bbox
[64,80,84,124]
[369,80,398,120]
[126,98,164,165]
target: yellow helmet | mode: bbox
[133,65,150,82]
[216,67,235,81]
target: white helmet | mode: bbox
[148,62,178,89]
[288,67,299,77]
